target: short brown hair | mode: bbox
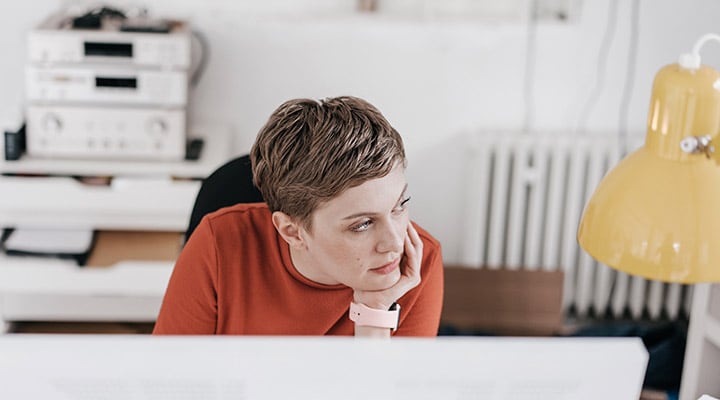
[250,96,406,228]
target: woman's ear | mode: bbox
[272,211,306,249]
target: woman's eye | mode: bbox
[351,220,372,232]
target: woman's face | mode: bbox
[297,163,410,291]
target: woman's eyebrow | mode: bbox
[394,184,409,205]
[342,184,408,220]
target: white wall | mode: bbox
[2,0,719,264]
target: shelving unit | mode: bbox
[0,125,234,333]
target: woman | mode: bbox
[153,96,444,337]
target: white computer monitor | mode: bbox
[0,335,647,399]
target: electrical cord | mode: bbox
[617,0,641,156]
[190,29,210,88]
[575,0,619,135]
[691,33,720,58]
[523,0,539,134]
[678,33,720,69]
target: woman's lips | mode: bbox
[370,259,400,275]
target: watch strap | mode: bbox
[349,301,400,331]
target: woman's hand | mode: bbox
[353,222,423,311]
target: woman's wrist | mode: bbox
[352,294,394,311]
[354,324,392,338]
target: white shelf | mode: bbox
[0,175,201,231]
[0,124,235,231]
[0,257,172,323]
[0,257,172,295]
[0,124,233,179]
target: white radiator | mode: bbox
[460,132,691,320]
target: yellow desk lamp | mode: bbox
[578,33,720,283]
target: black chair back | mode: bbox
[185,154,264,243]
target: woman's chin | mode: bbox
[368,270,402,291]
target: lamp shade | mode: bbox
[577,63,720,283]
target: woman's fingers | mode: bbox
[403,223,422,279]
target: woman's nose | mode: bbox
[376,220,404,254]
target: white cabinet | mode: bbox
[0,126,234,332]
[0,176,201,231]
[0,259,174,331]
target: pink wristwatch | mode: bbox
[349,302,401,331]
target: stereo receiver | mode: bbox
[26,65,188,106]
[26,105,186,161]
[28,11,191,69]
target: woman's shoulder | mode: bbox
[206,202,270,220]
[196,202,275,241]
[203,202,270,227]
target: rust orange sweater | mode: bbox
[153,203,444,336]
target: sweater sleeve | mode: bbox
[153,217,219,334]
[393,225,444,337]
